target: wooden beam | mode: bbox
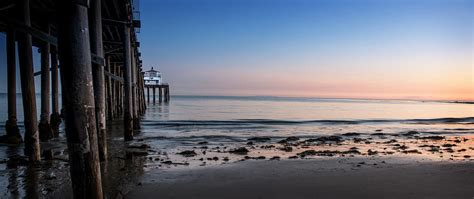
[0,3,15,11]
[105,71,123,82]
[0,13,57,45]
[0,13,105,66]
[103,40,123,45]
[105,47,122,54]
[102,18,130,26]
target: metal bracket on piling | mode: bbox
[92,54,105,66]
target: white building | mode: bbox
[144,67,162,85]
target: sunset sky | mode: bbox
[0,0,472,100]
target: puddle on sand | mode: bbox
[0,120,146,199]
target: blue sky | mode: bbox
[138,0,473,99]
[0,0,472,100]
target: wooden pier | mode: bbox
[146,84,170,104]
[0,0,148,198]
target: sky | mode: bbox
[0,0,473,100]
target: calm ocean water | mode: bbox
[135,95,473,149]
[0,94,473,140]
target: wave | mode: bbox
[141,117,474,127]
[132,130,474,142]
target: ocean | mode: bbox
[1,94,473,138]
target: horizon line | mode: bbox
[0,93,472,103]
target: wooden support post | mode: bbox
[17,0,40,162]
[120,66,123,114]
[164,86,169,102]
[104,63,110,118]
[39,23,52,141]
[168,86,171,101]
[137,72,142,114]
[50,46,61,137]
[111,63,116,116]
[153,87,156,104]
[147,87,150,103]
[165,87,167,102]
[56,0,103,197]
[111,63,115,116]
[109,59,115,118]
[106,57,113,120]
[131,50,140,130]
[118,67,123,114]
[136,73,141,114]
[123,23,133,140]
[114,64,120,116]
[2,29,22,144]
[164,87,167,102]
[159,87,163,103]
[142,74,147,112]
[166,86,169,102]
[139,72,144,115]
[89,0,107,161]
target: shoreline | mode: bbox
[126,156,474,199]
[1,127,473,198]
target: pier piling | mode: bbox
[114,63,121,116]
[147,87,150,103]
[89,0,107,161]
[140,72,146,114]
[117,66,121,115]
[3,29,22,144]
[159,87,163,103]
[144,85,171,104]
[50,46,61,137]
[17,0,40,162]
[106,57,114,119]
[39,23,52,141]
[123,23,134,141]
[56,0,103,197]
[132,49,140,130]
[153,87,156,104]
[164,86,170,102]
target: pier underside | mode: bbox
[0,0,148,198]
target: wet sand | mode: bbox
[1,126,473,198]
[126,157,474,199]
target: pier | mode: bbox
[146,84,171,104]
[0,0,152,198]
[143,67,170,104]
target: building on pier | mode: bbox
[144,67,162,86]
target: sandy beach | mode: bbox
[2,124,473,198]
[126,157,474,199]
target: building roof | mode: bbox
[146,67,160,73]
